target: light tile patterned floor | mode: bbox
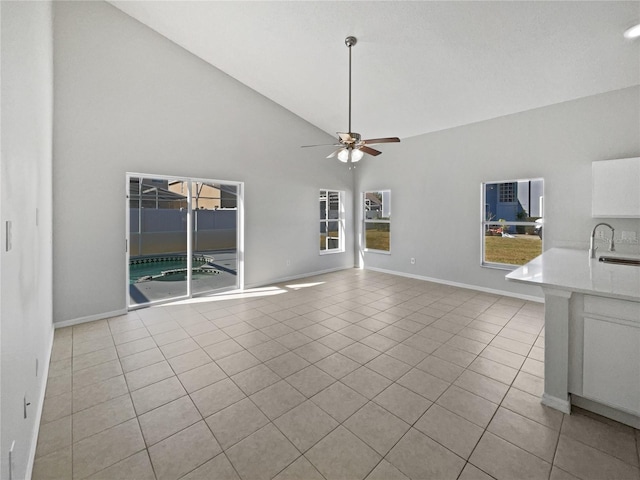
[34,269,640,480]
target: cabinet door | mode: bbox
[583,317,640,415]
[592,157,640,218]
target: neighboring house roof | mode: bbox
[364,193,383,209]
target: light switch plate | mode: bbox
[5,221,12,251]
[9,440,15,480]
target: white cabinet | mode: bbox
[506,249,640,426]
[582,296,640,416]
[592,157,640,218]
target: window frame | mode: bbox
[319,189,345,255]
[481,178,544,270]
[363,190,391,254]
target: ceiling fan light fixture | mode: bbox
[351,149,364,162]
[624,23,640,39]
[337,149,350,163]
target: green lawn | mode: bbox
[321,229,390,251]
[320,232,340,250]
[484,235,542,265]
[326,229,540,265]
[365,230,390,251]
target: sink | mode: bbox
[598,256,640,266]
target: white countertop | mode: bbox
[506,248,640,302]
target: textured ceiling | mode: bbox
[109,1,640,140]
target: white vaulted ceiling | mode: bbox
[109,1,640,140]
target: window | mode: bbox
[499,183,515,203]
[482,179,543,268]
[364,190,391,252]
[319,189,344,253]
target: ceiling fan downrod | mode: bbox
[345,36,357,135]
[299,35,400,163]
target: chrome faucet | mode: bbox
[589,223,615,259]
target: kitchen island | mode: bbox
[507,248,640,428]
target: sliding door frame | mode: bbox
[126,172,244,309]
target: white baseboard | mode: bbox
[54,308,127,329]
[53,267,350,324]
[244,265,353,290]
[54,263,542,330]
[541,393,571,413]
[571,395,640,429]
[25,323,55,480]
[364,266,544,303]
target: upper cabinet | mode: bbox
[592,157,640,218]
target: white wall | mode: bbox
[51,1,640,317]
[1,1,54,478]
[355,86,640,299]
[53,1,354,324]
[2,1,635,474]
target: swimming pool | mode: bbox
[129,255,220,284]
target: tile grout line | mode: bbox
[43,272,636,480]
[105,291,502,479]
[548,413,567,480]
[438,301,544,479]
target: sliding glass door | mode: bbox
[127,174,242,308]
[191,181,239,296]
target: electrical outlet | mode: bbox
[621,231,637,243]
[596,230,605,240]
[410,258,416,265]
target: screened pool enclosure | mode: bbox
[127,174,243,307]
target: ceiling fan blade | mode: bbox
[301,143,340,148]
[326,148,344,159]
[362,137,401,145]
[360,146,382,156]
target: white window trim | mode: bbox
[363,190,391,254]
[319,189,345,255]
[480,178,544,270]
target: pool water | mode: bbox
[129,258,212,284]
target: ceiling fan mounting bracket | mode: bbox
[351,132,360,142]
[345,36,357,48]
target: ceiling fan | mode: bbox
[302,36,400,164]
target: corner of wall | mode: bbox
[1,1,54,478]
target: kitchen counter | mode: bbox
[506,247,640,302]
[506,247,640,428]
